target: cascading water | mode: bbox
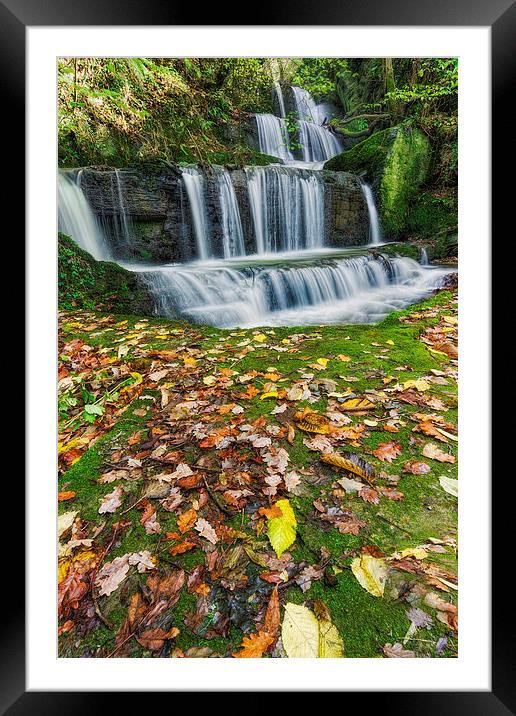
[182,167,211,260]
[216,167,245,258]
[273,81,287,118]
[297,120,342,164]
[58,79,451,328]
[58,171,110,260]
[245,166,325,253]
[254,114,293,163]
[361,182,382,246]
[136,253,451,328]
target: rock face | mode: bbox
[324,126,431,239]
[78,165,370,262]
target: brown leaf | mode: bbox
[372,442,402,462]
[262,586,280,636]
[403,460,431,475]
[136,627,180,651]
[422,443,456,463]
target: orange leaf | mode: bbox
[372,441,402,462]
[233,630,274,658]
[177,508,198,534]
[169,541,196,556]
[58,491,76,502]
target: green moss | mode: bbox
[325,125,432,240]
[406,192,458,259]
[324,127,394,174]
[58,233,154,314]
[380,126,431,237]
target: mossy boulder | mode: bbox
[324,125,432,239]
[58,233,154,315]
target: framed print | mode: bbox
[5,0,506,709]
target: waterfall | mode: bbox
[273,82,287,118]
[58,171,110,260]
[216,167,245,258]
[182,167,211,260]
[245,166,325,253]
[420,247,429,265]
[110,169,132,246]
[255,114,293,163]
[291,86,320,122]
[361,182,382,246]
[137,254,451,329]
[297,120,342,163]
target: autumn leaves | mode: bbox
[57,293,458,658]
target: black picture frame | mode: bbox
[7,0,505,710]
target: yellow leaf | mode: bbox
[403,379,430,392]
[318,619,345,658]
[386,339,395,345]
[351,554,388,597]
[267,499,297,558]
[340,397,375,412]
[316,358,329,367]
[443,316,458,325]
[261,391,279,400]
[253,333,267,342]
[399,547,428,560]
[295,412,330,434]
[130,371,143,385]
[183,357,197,366]
[281,603,319,658]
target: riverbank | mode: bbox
[58,288,458,658]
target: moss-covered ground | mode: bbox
[58,289,458,659]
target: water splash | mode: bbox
[136,253,452,328]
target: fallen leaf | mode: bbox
[194,518,219,544]
[267,499,297,558]
[372,442,402,462]
[351,554,388,597]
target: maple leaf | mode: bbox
[372,441,402,462]
[359,487,380,504]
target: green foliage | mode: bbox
[58,233,153,314]
[291,58,350,102]
[58,58,273,167]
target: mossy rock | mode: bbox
[325,125,432,239]
[58,233,154,315]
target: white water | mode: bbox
[58,171,110,260]
[420,247,429,265]
[255,114,293,163]
[216,167,245,258]
[182,167,211,260]
[245,166,325,253]
[361,182,382,246]
[273,81,287,118]
[297,120,342,164]
[255,85,341,165]
[135,253,451,328]
[291,86,320,123]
